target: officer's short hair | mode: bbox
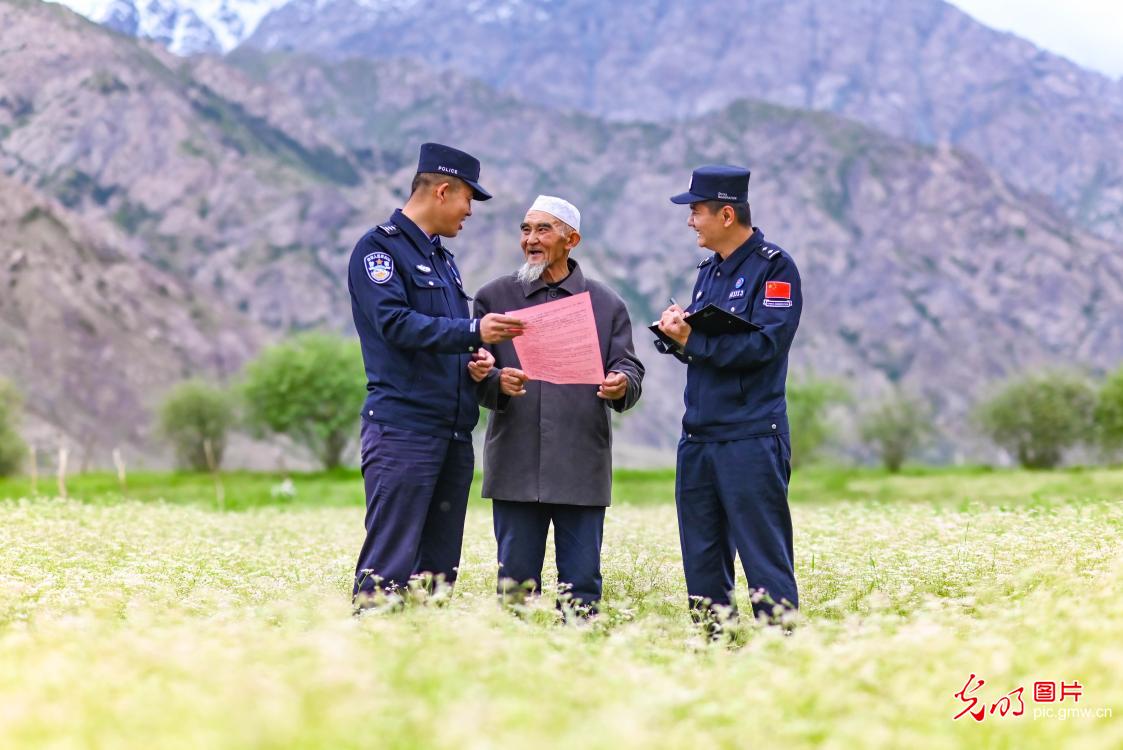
[699,200,751,227]
[410,171,470,196]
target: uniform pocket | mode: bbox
[410,273,449,315]
[410,274,448,290]
[724,299,749,316]
[773,434,792,483]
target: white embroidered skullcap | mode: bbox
[528,195,581,233]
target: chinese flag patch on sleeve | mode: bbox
[763,280,793,308]
[765,280,791,299]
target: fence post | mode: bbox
[112,448,127,494]
[203,439,224,511]
[29,443,38,496]
[57,445,68,499]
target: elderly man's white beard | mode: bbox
[516,260,548,283]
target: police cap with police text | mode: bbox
[417,142,492,201]
[670,164,750,204]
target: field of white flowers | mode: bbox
[2,471,1122,749]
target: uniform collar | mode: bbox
[715,228,765,276]
[391,208,454,258]
[431,234,454,258]
[521,257,586,298]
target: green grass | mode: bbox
[5,464,1123,511]
[2,468,1122,748]
[0,468,366,511]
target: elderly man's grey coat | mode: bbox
[473,259,644,507]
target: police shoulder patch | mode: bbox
[376,223,400,236]
[365,251,394,285]
[758,244,781,261]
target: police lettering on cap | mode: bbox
[417,142,493,201]
[670,164,750,205]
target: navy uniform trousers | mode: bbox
[675,433,798,619]
[492,500,605,606]
[353,421,474,597]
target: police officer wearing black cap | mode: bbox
[349,142,525,603]
[656,164,802,626]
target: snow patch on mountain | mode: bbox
[51,0,291,55]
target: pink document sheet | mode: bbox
[506,291,605,385]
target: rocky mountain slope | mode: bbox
[0,172,263,465]
[4,0,1122,464]
[2,0,381,333]
[246,0,1123,244]
[1,0,354,462]
[228,50,1123,458]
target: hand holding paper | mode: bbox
[506,291,605,385]
[480,313,526,344]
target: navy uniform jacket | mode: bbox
[661,228,802,441]
[348,209,483,441]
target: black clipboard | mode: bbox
[649,303,761,350]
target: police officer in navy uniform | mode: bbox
[656,165,802,627]
[349,142,524,603]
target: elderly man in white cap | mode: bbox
[472,195,644,615]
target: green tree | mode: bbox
[860,391,933,472]
[1094,366,1123,460]
[787,379,849,468]
[977,372,1097,469]
[159,380,236,471]
[241,334,364,470]
[0,379,28,476]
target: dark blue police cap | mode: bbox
[670,164,750,204]
[417,142,492,201]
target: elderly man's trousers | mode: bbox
[353,421,474,598]
[675,434,798,620]
[492,500,605,606]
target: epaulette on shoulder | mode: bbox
[757,244,782,261]
[375,223,400,237]
[697,256,713,268]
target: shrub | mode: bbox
[860,392,932,472]
[241,334,364,470]
[787,379,849,468]
[977,372,1097,469]
[0,379,27,477]
[1094,366,1123,460]
[159,380,236,471]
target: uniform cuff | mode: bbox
[465,318,483,352]
[681,331,707,363]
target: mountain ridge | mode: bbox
[244,0,1123,244]
[4,0,1122,465]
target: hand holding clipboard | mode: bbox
[650,303,761,351]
